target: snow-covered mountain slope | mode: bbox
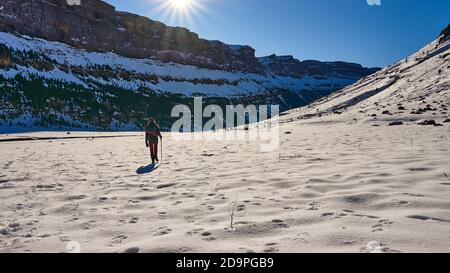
[0,32,374,132]
[282,25,450,127]
[0,0,379,132]
[0,32,360,97]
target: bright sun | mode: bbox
[150,0,206,27]
[170,0,191,8]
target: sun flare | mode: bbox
[169,0,192,9]
[150,0,206,27]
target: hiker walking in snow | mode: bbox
[145,117,162,165]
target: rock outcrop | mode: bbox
[439,24,450,44]
[0,0,262,72]
[258,54,379,78]
[0,0,383,132]
[0,0,377,78]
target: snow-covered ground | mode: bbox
[0,121,449,253]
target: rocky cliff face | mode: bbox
[0,0,377,78]
[0,0,381,132]
[0,0,262,72]
[258,54,379,79]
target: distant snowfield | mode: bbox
[0,112,138,134]
[0,32,354,97]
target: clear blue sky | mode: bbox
[104,0,449,68]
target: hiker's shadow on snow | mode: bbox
[136,164,159,175]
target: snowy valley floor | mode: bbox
[1,121,450,253]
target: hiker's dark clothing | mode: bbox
[146,123,162,144]
[149,142,158,162]
[145,122,162,162]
